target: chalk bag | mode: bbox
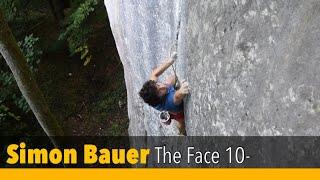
[160,111,171,125]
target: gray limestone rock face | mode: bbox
[105,0,320,136]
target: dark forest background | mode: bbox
[0,0,128,136]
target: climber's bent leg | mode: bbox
[169,112,186,136]
[176,119,186,136]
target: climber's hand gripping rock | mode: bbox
[173,79,189,105]
[171,51,178,61]
[178,79,189,95]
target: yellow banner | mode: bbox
[1,169,320,179]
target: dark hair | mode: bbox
[139,80,163,106]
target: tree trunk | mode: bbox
[0,10,64,137]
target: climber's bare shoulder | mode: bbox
[165,74,176,86]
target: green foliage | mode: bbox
[1,0,129,136]
[0,0,33,22]
[18,34,43,73]
[0,34,42,116]
[0,104,20,122]
[0,71,29,114]
[76,44,92,66]
[59,0,98,65]
[0,103,28,136]
[109,122,126,136]
[97,88,126,113]
[94,77,128,136]
[0,0,19,21]
[0,0,45,38]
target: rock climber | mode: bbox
[138,52,189,135]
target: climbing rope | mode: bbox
[170,48,180,90]
[170,19,181,90]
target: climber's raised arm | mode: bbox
[150,52,177,81]
[165,74,176,86]
[150,58,174,81]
